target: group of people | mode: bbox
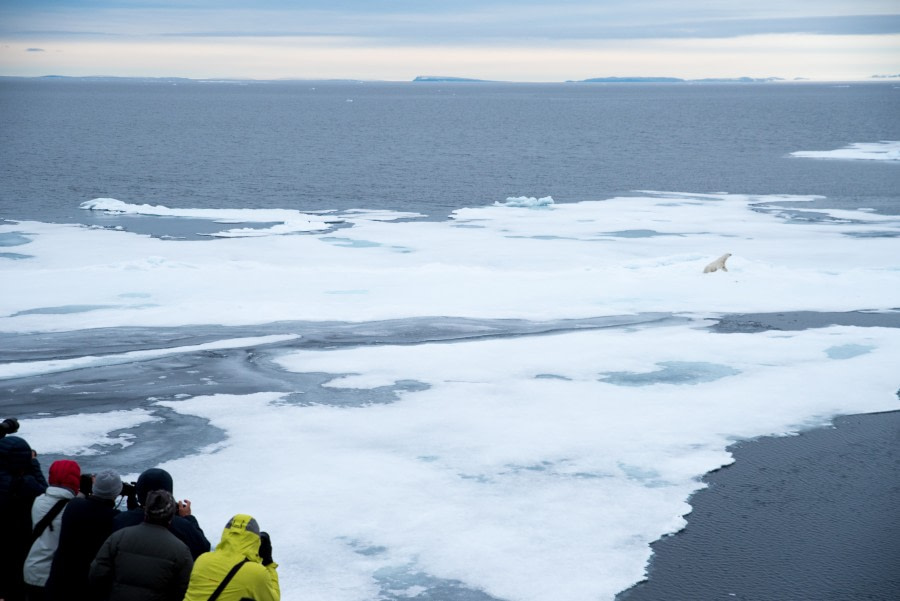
[0,418,280,601]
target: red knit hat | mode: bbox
[49,459,81,494]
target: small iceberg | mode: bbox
[496,196,555,208]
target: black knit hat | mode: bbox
[144,489,177,525]
[136,468,174,506]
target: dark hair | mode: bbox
[144,489,177,525]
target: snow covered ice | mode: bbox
[790,140,900,161]
[2,187,899,601]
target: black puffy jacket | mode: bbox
[90,522,193,601]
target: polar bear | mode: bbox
[703,253,732,273]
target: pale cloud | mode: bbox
[5,5,900,40]
[0,1,898,80]
[2,34,897,81]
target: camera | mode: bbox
[78,474,138,509]
[80,473,95,496]
[0,417,20,438]
[121,481,137,498]
[121,481,139,510]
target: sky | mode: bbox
[0,1,899,82]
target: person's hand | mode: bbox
[258,531,273,566]
[178,499,192,517]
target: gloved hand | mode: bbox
[258,531,273,566]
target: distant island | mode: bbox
[413,76,491,83]
[35,74,197,83]
[570,76,785,83]
[413,75,788,84]
[3,74,890,85]
[574,77,683,83]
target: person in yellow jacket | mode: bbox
[182,514,279,601]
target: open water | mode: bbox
[2,79,899,225]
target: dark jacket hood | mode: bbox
[0,435,33,472]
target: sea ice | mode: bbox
[790,140,900,161]
[4,190,899,601]
[496,196,555,208]
[3,191,898,334]
[25,409,162,456]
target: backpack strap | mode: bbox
[207,558,250,601]
[31,498,69,542]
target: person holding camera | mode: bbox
[182,514,280,601]
[44,469,123,601]
[1,428,49,601]
[112,468,211,559]
[0,417,21,439]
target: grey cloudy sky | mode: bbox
[1,1,898,80]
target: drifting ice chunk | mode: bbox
[496,196,555,208]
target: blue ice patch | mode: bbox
[0,252,32,260]
[506,234,578,240]
[0,232,32,247]
[320,236,411,252]
[374,565,505,601]
[599,361,740,386]
[843,230,900,238]
[601,229,684,238]
[618,462,670,488]
[825,344,875,359]
[11,304,114,316]
[320,236,381,248]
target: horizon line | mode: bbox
[3,74,898,84]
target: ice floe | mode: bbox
[3,190,899,601]
[790,140,900,161]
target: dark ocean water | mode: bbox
[618,409,900,601]
[1,78,899,226]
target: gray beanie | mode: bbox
[92,469,123,499]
